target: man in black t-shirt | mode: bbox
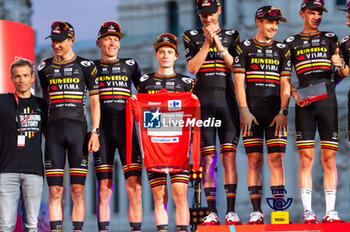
[0,59,47,232]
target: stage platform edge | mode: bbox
[198,223,350,232]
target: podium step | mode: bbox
[198,223,350,232]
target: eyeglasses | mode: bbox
[101,21,121,31]
[303,0,325,5]
[257,8,283,19]
[157,33,177,42]
[50,21,73,36]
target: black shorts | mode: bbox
[195,89,240,156]
[147,170,189,188]
[45,119,89,186]
[243,96,287,154]
[94,110,142,180]
[295,84,338,151]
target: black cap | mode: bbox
[301,0,328,13]
[255,6,287,23]
[97,21,124,40]
[338,1,350,12]
[197,0,220,15]
[154,33,178,53]
[45,21,74,42]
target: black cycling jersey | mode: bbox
[137,72,193,94]
[284,31,339,87]
[38,56,98,123]
[183,29,239,91]
[183,28,240,155]
[285,32,340,151]
[93,58,142,180]
[234,38,291,154]
[38,55,98,186]
[234,38,292,98]
[94,58,141,112]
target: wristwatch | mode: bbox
[92,128,100,136]
[279,109,288,116]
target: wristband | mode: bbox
[220,49,229,57]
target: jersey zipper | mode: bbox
[263,45,266,85]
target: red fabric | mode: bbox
[127,89,200,173]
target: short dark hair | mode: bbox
[10,58,34,76]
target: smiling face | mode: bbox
[256,19,279,41]
[97,35,120,60]
[51,38,74,58]
[155,46,178,69]
[300,8,323,32]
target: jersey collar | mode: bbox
[253,38,274,47]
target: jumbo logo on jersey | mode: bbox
[250,58,280,71]
[98,75,129,87]
[49,78,80,90]
[296,47,328,59]
[168,100,181,111]
[143,109,161,128]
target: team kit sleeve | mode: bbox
[183,30,197,62]
[228,30,240,56]
[82,59,99,96]
[181,75,194,92]
[283,37,295,67]
[326,32,341,58]
[280,45,292,78]
[233,43,247,75]
[39,98,49,133]
[137,74,149,93]
[37,58,49,90]
[131,59,142,88]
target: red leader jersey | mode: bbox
[126,89,201,173]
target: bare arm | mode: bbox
[270,77,291,137]
[280,77,291,111]
[234,73,258,137]
[187,39,211,75]
[213,34,235,73]
[332,48,349,77]
[88,94,100,152]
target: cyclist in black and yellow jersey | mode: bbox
[284,0,348,224]
[38,21,100,232]
[183,0,241,226]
